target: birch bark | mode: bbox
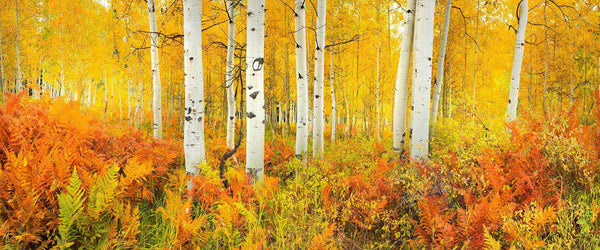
[472,0,480,123]
[246,0,266,182]
[16,3,21,92]
[430,0,452,126]
[294,0,309,159]
[312,0,327,159]
[506,0,528,122]
[0,18,4,95]
[392,0,416,152]
[410,0,435,159]
[183,0,207,179]
[330,48,336,143]
[226,0,237,149]
[148,0,163,139]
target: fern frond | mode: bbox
[89,165,120,218]
[57,169,85,247]
[483,226,501,250]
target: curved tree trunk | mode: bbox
[312,0,327,159]
[147,0,162,139]
[506,0,529,122]
[183,0,207,181]
[410,0,436,159]
[246,0,266,183]
[226,0,237,149]
[392,0,416,152]
[430,0,452,127]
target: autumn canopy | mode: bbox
[0,0,600,248]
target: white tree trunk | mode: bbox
[92,85,97,108]
[226,0,237,149]
[312,0,327,159]
[127,79,132,123]
[60,29,64,97]
[246,0,266,183]
[118,83,122,118]
[392,0,416,152]
[330,48,336,143]
[506,0,528,122]
[136,81,143,127]
[87,82,92,108]
[0,21,4,94]
[376,32,381,142]
[148,0,163,139]
[430,0,452,125]
[542,0,548,111]
[448,61,452,118]
[410,0,435,159]
[343,81,349,137]
[570,49,574,105]
[294,0,309,159]
[183,0,207,179]
[472,0,480,123]
[104,69,108,120]
[15,3,21,92]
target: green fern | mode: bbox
[88,165,120,217]
[79,165,120,247]
[56,169,85,248]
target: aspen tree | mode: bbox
[392,0,416,152]
[506,0,528,122]
[375,0,381,142]
[410,0,435,159]
[313,0,327,159]
[0,20,3,95]
[294,0,309,160]
[226,0,237,150]
[472,0,480,123]
[183,0,207,180]
[16,3,21,92]
[330,48,336,143]
[147,0,162,139]
[104,68,108,120]
[430,0,452,126]
[246,0,266,183]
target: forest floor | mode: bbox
[1,93,600,249]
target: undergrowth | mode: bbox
[1,93,600,248]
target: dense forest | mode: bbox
[0,0,600,248]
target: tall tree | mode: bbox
[392,0,416,152]
[313,0,327,159]
[0,16,4,95]
[147,0,162,139]
[330,48,336,143]
[430,0,452,126]
[246,0,266,183]
[506,0,529,122]
[410,0,435,159]
[375,9,381,142]
[16,2,21,92]
[183,0,206,181]
[294,0,309,160]
[225,0,237,149]
[471,0,480,124]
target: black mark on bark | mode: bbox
[252,58,265,71]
